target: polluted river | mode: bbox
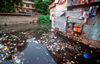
[0,23,100,64]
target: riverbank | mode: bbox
[59,31,100,49]
[0,13,40,25]
[39,29,100,64]
[0,23,100,64]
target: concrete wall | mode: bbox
[66,8,85,23]
[0,15,38,25]
[83,13,100,41]
[55,0,67,16]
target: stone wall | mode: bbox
[0,15,38,25]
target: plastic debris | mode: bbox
[83,53,90,59]
[97,50,100,52]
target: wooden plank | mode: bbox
[74,23,83,27]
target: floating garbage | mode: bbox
[37,58,39,60]
[71,61,75,64]
[0,38,3,41]
[44,58,46,60]
[57,40,59,43]
[26,38,35,43]
[89,45,93,48]
[83,53,91,59]
[35,41,38,44]
[97,60,99,63]
[97,50,100,52]
[76,42,79,44]
[79,46,81,49]
[27,60,29,63]
[46,53,48,55]
[0,60,2,63]
[0,44,4,49]
[67,61,71,64]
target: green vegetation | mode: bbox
[38,15,50,22]
[34,0,52,15]
[38,22,51,29]
[0,0,23,12]
[34,0,52,22]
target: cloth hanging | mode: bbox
[86,0,89,3]
[79,15,83,19]
[87,12,90,19]
[80,8,83,15]
[93,5,99,16]
[82,0,86,4]
[87,6,92,19]
[89,6,93,13]
[90,6,95,16]
[84,17,86,22]
[92,0,95,2]
[78,15,83,20]
[93,8,97,16]
[83,11,89,18]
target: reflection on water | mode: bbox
[0,22,100,64]
[1,23,56,64]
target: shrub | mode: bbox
[38,15,50,22]
[46,15,50,22]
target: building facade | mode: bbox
[14,0,35,13]
[49,0,100,40]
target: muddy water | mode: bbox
[1,23,54,64]
[0,23,100,64]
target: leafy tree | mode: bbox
[34,0,52,15]
[34,0,52,22]
[0,0,23,12]
[46,15,50,22]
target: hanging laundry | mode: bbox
[78,15,83,20]
[80,8,83,15]
[82,0,86,4]
[86,19,88,22]
[92,0,95,2]
[90,6,95,16]
[77,0,79,4]
[78,16,79,19]
[83,11,89,18]
[84,17,88,23]
[87,6,93,19]
[85,12,88,15]
[93,5,99,16]
[95,0,100,2]
[86,0,89,3]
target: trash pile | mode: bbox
[0,44,11,63]
[12,52,26,64]
[35,31,82,64]
[34,30,100,64]
[0,25,100,64]
[0,31,26,63]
